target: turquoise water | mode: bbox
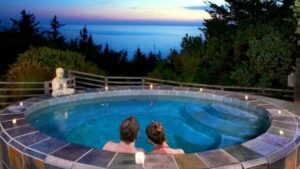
[27,96,270,153]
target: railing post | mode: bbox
[261,88,266,96]
[44,81,50,95]
[71,77,76,90]
[142,78,145,87]
[67,70,72,78]
[104,77,108,87]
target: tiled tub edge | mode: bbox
[1,87,300,169]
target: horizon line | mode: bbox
[0,16,204,27]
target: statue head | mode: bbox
[55,68,64,79]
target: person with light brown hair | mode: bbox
[146,121,184,154]
[103,116,140,153]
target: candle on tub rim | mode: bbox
[200,88,203,92]
[135,151,145,166]
[278,110,282,115]
[279,130,284,135]
[105,86,108,91]
[245,95,249,101]
[19,102,23,106]
[12,118,17,124]
[150,84,153,90]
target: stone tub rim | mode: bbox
[0,86,299,169]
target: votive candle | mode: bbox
[135,151,145,166]
[12,119,17,124]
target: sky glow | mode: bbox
[0,0,225,25]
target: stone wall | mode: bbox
[294,58,300,103]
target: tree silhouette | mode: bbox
[50,15,64,41]
[77,25,101,64]
[131,48,148,76]
[11,10,39,37]
[80,25,88,43]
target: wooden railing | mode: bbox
[0,78,75,107]
[68,70,144,89]
[0,70,294,107]
[68,70,294,100]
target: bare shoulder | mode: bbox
[174,148,185,154]
[102,141,117,151]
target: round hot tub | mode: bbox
[27,95,271,153]
[0,86,300,169]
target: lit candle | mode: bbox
[278,110,282,115]
[150,84,153,90]
[245,95,249,101]
[279,130,284,135]
[63,84,67,88]
[200,88,203,92]
[105,86,108,91]
[19,102,23,106]
[12,119,17,124]
[135,151,145,166]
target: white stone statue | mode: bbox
[52,68,75,97]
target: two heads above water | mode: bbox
[103,116,184,155]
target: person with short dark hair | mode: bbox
[146,121,184,154]
[103,117,140,153]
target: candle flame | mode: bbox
[279,130,284,135]
[135,151,145,165]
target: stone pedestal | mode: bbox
[294,58,300,103]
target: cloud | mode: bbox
[185,5,210,11]
[130,7,138,9]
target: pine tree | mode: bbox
[11,10,39,37]
[87,34,94,46]
[132,48,148,76]
[50,15,64,41]
[80,25,88,43]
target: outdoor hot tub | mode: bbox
[1,86,300,169]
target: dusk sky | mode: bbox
[0,0,225,25]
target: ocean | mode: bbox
[46,24,202,59]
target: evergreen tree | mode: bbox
[87,34,94,46]
[98,44,129,75]
[132,48,148,76]
[80,25,88,43]
[79,25,89,53]
[11,10,39,37]
[50,15,64,41]
[78,25,99,63]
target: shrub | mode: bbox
[6,60,52,82]
[2,60,53,105]
[17,46,105,75]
